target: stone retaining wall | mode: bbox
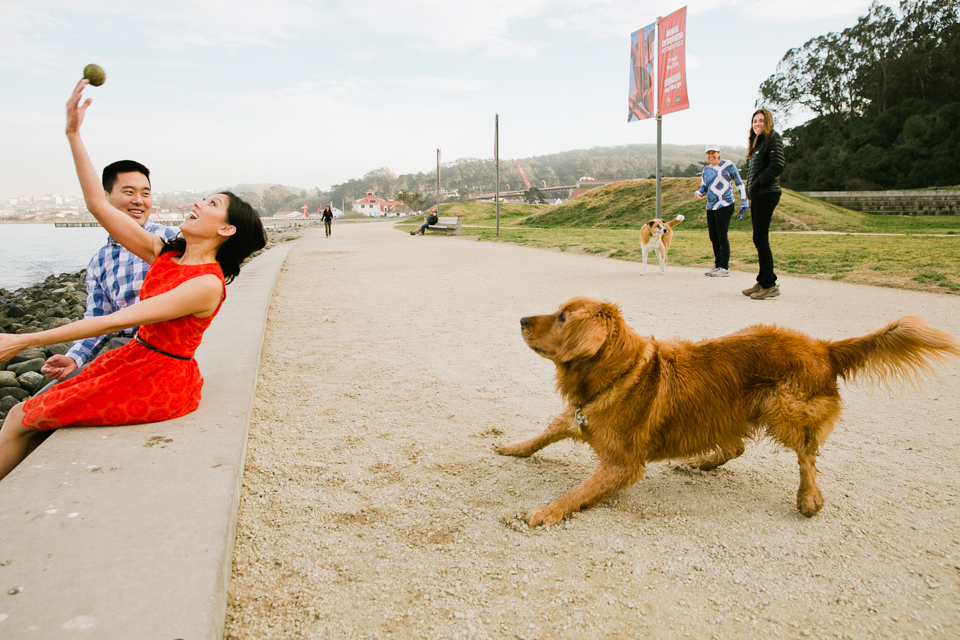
[801,190,960,216]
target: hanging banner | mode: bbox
[628,22,657,122]
[657,6,689,115]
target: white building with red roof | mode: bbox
[352,191,403,217]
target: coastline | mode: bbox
[0,221,319,420]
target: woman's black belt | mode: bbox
[134,333,193,360]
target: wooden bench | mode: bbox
[427,216,462,235]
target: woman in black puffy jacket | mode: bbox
[743,108,785,300]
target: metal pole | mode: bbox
[656,116,662,218]
[495,114,500,237]
[437,149,441,215]
[655,17,662,219]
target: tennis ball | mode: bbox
[83,64,106,87]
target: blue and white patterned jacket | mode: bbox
[696,160,747,211]
[65,221,180,367]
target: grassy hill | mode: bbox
[396,179,960,295]
[432,201,545,222]
[519,178,960,233]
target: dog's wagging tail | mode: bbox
[501,296,960,527]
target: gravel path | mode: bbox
[225,221,960,640]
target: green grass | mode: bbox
[394,180,960,295]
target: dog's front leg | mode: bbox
[526,463,644,527]
[657,247,666,275]
[640,247,648,275]
[498,413,576,458]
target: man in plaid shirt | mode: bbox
[39,160,179,385]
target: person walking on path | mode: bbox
[0,79,267,481]
[742,108,785,300]
[411,209,438,236]
[37,160,179,392]
[322,205,333,238]
[694,145,747,278]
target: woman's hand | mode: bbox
[0,334,31,365]
[66,79,91,136]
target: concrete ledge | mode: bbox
[0,242,294,639]
[801,190,960,215]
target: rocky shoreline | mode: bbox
[0,222,316,421]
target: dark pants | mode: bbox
[417,223,430,235]
[324,219,332,237]
[750,192,781,288]
[706,204,734,269]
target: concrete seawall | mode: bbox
[0,242,293,639]
[801,190,960,215]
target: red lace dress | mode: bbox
[22,253,226,430]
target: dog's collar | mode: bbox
[575,406,588,434]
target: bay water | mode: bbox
[0,224,115,291]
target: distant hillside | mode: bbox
[326,144,746,208]
[223,183,309,196]
[519,178,877,232]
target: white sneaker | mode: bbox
[715,268,731,277]
[705,268,720,276]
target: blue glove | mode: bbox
[738,204,748,222]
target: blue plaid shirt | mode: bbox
[66,221,180,367]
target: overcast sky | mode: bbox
[1,0,889,200]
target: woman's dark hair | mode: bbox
[160,191,267,284]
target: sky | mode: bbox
[0,0,891,200]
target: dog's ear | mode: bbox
[554,303,618,363]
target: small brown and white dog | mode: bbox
[499,296,959,527]
[639,214,684,275]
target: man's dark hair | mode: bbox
[102,160,151,193]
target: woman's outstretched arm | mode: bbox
[0,274,223,362]
[66,79,164,264]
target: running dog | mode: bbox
[639,214,684,275]
[499,296,960,527]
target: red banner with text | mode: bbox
[657,6,689,116]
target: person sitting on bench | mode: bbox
[411,210,438,236]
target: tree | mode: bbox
[262,185,293,214]
[524,187,547,204]
[758,0,960,190]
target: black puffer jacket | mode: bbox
[746,131,785,200]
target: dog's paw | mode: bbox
[525,505,565,527]
[797,487,824,518]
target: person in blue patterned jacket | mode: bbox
[37,160,179,389]
[694,145,747,277]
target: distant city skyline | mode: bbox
[1,0,892,200]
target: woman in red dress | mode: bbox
[0,80,266,480]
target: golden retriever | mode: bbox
[499,296,960,526]
[639,214,684,275]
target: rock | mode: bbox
[0,318,13,331]
[8,349,47,365]
[0,395,19,414]
[39,317,71,331]
[6,305,25,318]
[7,358,45,376]
[0,371,19,388]
[17,371,46,394]
[0,387,31,401]
[45,343,71,357]
[44,308,66,319]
